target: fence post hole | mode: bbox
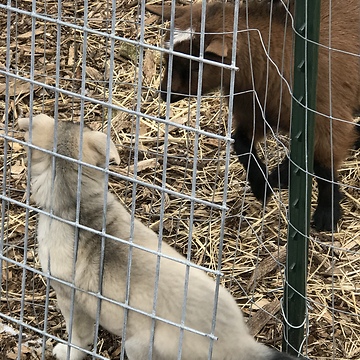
[283,0,321,356]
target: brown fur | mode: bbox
[147,0,360,231]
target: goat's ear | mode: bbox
[205,37,229,58]
[83,131,120,165]
[145,4,189,20]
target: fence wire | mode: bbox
[0,1,359,359]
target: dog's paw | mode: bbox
[53,344,69,359]
[53,343,86,360]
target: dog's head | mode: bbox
[18,114,120,167]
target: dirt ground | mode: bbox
[0,0,359,359]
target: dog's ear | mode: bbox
[83,131,120,166]
[18,114,55,130]
[18,114,55,142]
[18,117,30,130]
[18,117,31,142]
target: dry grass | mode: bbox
[0,0,359,359]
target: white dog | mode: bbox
[19,114,298,360]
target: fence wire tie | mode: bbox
[280,297,308,329]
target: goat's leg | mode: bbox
[312,161,342,231]
[268,156,289,189]
[353,118,360,149]
[233,128,271,202]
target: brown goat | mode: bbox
[146,0,360,231]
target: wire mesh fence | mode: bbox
[0,0,359,359]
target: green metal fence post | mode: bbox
[283,1,321,356]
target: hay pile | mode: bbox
[0,1,359,359]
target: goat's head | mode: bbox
[146,3,234,103]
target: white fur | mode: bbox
[19,115,279,360]
[166,27,194,48]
